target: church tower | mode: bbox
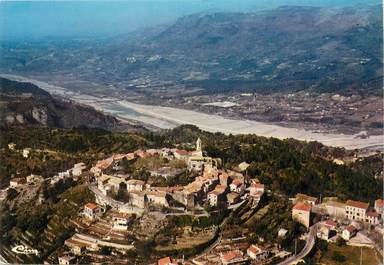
[196,137,202,152]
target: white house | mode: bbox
[22,148,31,158]
[226,192,240,205]
[8,143,16,150]
[374,199,384,215]
[342,225,357,241]
[229,179,244,193]
[207,189,226,207]
[292,203,312,229]
[83,202,103,220]
[9,177,26,188]
[295,193,318,205]
[72,162,86,177]
[174,149,190,160]
[26,174,44,184]
[128,191,147,208]
[247,244,269,260]
[220,250,246,265]
[146,191,169,207]
[365,211,380,225]
[324,201,346,219]
[345,200,369,222]
[112,213,131,231]
[126,179,145,192]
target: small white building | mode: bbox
[72,162,86,177]
[26,174,44,184]
[365,211,380,225]
[295,193,318,205]
[247,244,269,260]
[374,199,384,215]
[207,189,226,207]
[23,148,31,158]
[324,201,346,219]
[229,179,244,193]
[342,225,357,241]
[278,228,288,238]
[226,192,240,205]
[83,202,103,220]
[9,177,26,188]
[126,179,145,192]
[112,213,131,231]
[317,226,336,241]
[238,162,250,172]
[8,143,16,151]
[128,191,147,208]
[174,149,190,160]
[220,250,246,265]
[292,203,312,229]
[146,191,169,207]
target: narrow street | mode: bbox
[277,224,318,265]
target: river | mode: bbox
[2,74,383,150]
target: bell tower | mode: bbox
[196,137,202,152]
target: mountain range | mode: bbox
[0,5,382,95]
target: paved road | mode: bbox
[277,224,317,265]
[191,200,248,261]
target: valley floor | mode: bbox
[2,74,383,151]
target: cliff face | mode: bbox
[0,77,140,132]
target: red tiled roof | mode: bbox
[146,191,167,197]
[158,256,172,265]
[324,220,337,227]
[231,179,243,186]
[345,225,356,233]
[215,184,227,192]
[209,190,221,196]
[85,202,98,210]
[247,244,261,255]
[296,193,317,202]
[366,211,379,218]
[175,149,189,155]
[222,250,243,262]
[346,200,369,210]
[293,203,312,212]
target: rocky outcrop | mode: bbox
[0,77,143,132]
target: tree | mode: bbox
[336,237,346,247]
[100,246,112,255]
[331,251,346,262]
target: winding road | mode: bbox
[277,224,318,265]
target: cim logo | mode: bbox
[11,245,39,255]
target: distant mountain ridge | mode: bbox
[0,5,382,95]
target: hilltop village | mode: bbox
[1,135,383,265]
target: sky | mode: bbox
[1,0,381,40]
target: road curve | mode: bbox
[277,225,317,265]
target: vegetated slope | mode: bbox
[0,77,142,132]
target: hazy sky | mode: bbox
[1,0,381,40]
